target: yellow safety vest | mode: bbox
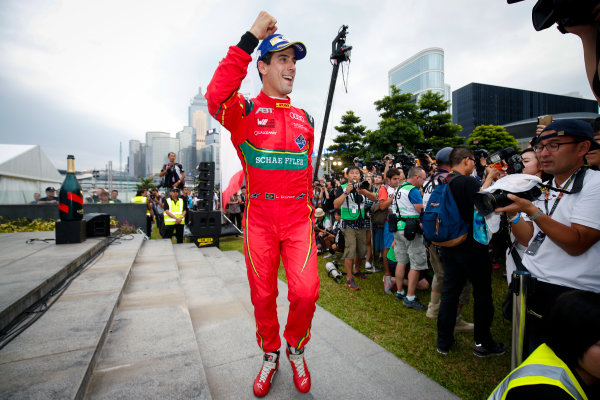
[131,195,150,216]
[164,198,184,225]
[488,343,587,400]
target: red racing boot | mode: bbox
[286,345,311,393]
[253,351,279,397]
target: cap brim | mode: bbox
[271,41,307,61]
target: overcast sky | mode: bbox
[0,0,593,174]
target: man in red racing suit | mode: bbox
[205,11,319,397]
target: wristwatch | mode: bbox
[528,207,544,221]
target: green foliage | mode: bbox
[468,125,519,153]
[367,86,422,157]
[136,177,156,190]
[327,110,369,165]
[0,217,55,232]
[416,91,465,152]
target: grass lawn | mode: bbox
[218,236,511,400]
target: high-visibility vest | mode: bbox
[131,195,150,216]
[339,183,366,221]
[488,343,587,400]
[164,198,184,225]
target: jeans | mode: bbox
[437,241,494,350]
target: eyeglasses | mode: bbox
[463,156,476,162]
[533,141,581,153]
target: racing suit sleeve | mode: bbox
[205,32,259,145]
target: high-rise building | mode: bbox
[177,126,195,173]
[128,139,144,178]
[198,128,221,187]
[388,47,451,105]
[452,82,599,136]
[189,87,212,150]
[144,131,171,176]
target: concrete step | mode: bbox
[0,234,145,400]
[0,232,109,332]
[179,246,460,400]
[84,239,211,400]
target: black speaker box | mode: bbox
[83,213,111,237]
[196,189,212,201]
[196,180,214,191]
[55,220,87,244]
[195,198,212,211]
[197,170,215,181]
[197,161,215,172]
[188,210,221,236]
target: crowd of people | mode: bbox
[309,117,600,397]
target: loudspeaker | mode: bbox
[197,162,215,172]
[83,213,111,237]
[55,220,87,244]
[195,198,212,211]
[188,210,221,236]
[196,180,212,191]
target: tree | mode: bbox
[365,85,421,159]
[327,110,368,165]
[416,91,464,152]
[467,125,519,153]
[136,177,156,190]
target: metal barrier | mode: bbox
[510,270,531,369]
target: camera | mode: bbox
[486,147,525,175]
[325,261,343,283]
[150,194,156,199]
[394,153,417,176]
[473,174,543,216]
[416,148,433,172]
[351,180,370,191]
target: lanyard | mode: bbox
[543,173,576,216]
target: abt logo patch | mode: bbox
[257,118,275,128]
[256,107,273,114]
[295,134,306,149]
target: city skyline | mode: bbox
[0,0,596,171]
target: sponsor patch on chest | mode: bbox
[295,134,306,150]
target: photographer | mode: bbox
[391,166,429,311]
[378,167,405,294]
[131,188,154,237]
[312,179,325,209]
[496,120,600,355]
[436,146,505,357]
[159,152,185,190]
[333,165,378,290]
[149,188,165,236]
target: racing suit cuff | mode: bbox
[237,31,259,55]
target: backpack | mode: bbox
[422,176,469,247]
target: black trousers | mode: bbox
[146,216,153,237]
[437,241,494,350]
[164,224,184,243]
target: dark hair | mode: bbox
[386,168,401,179]
[543,290,600,368]
[347,166,362,177]
[449,146,474,167]
[257,52,274,83]
[168,151,176,157]
[520,148,535,156]
[136,189,145,196]
[111,189,118,194]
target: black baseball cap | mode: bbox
[536,119,600,150]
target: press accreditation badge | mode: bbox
[525,231,546,256]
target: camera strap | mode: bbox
[541,166,586,215]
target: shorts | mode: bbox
[383,221,394,249]
[342,228,367,260]
[393,231,427,270]
[374,227,384,251]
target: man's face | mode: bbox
[259,47,296,97]
[34,193,40,201]
[170,190,179,200]
[586,133,600,167]
[111,191,118,200]
[374,175,383,185]
[241,187,247,195]
[414,171,427,189]
[522,151,541,175]
[347,169,361,182]
[168,153,176,163]
[388,174,401,188]
[46,190,56,198]
[536,131,588,176]
[99,191,109,202]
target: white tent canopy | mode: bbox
[0,144,62,204]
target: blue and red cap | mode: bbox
[256,34,307,65]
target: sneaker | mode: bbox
[383,275,393,294]
[286,346,311,393]
[473,341,506,358]
[394,291,405,302]
[365,264,383,273]
[436,339,455,356]
[346,279,360,290]
[253,351,279,397]
[454,315,474,333]
[403,297,427,310]
[426,302,440,319]
[323,253,335,259]
[352,271,369,280]
[365,261,372,269]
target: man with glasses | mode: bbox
[436,146,503,356]
[497,119,600,355]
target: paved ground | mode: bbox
[0,234,460,399]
